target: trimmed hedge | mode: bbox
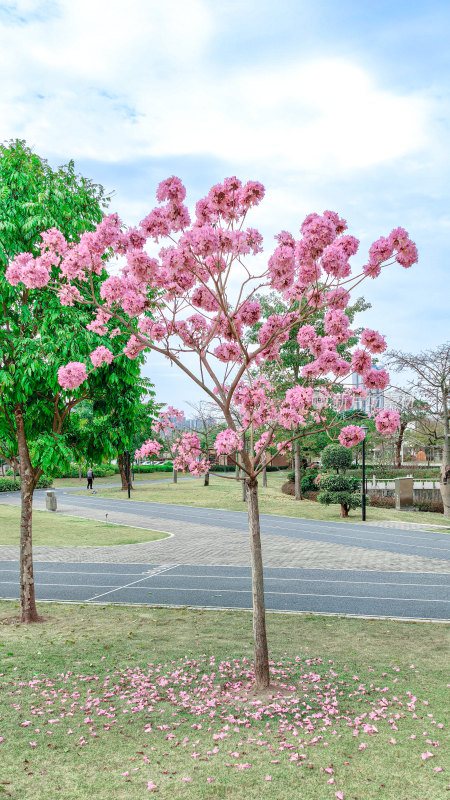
[368,494,444,513]
[0,477,20,492]
[134,463,173,473]
[368,494,395,509]
[0,475,52,492]
[413,499,444,513]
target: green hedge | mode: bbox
[134,463,173,473]
[0,477,20,492]
[0,475,52,492]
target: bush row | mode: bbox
[0,475,52,492]
[367,494,443,513]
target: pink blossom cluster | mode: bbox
[135,439,163,460]
[171,432,210,477]
[90,346,114,368]
[364,227,418,278]
[152,407,184,435]
[214,429,243,455]
[360,328,387,354]
[375,408,400,435]
[338,425,367,448]
[57,362,88,391]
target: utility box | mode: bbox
[46,490,57,512]
[395,477,413,511]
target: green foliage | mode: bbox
[0,474,52,492]
[317,468,361,514]
[134,463,173,473]
[321,444,353,473]
[301,470,320,493]
[0,477,20,492]
[318,489,362,510]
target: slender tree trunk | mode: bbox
[14,406,41,623]
[440,392,450,517]
[294,438,302,500]
[247,479,270,690]
[173,469,178,484]
[395,420,407,468]
[235,453,240,480]
[262,455,267,488]
[204,472,210,486]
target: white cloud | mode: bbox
[0,1,431,173]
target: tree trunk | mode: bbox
[262,456,267,488]
[395,420,407,468]
[247,479,270,690]
[235,453,240,480]
[440,392,450,517]
[294,438,302,500]
[173,469,178,484]
[204,472,210,486]
[340,503,349,518]
[118,452,133,491]
[14,406,41,623]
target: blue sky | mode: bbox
[1,0,449,409]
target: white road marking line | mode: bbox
[86,564,178,601]
[92,584,449,603]
[146,572,450,588]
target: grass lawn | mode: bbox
[51,472,174,489]
[0,602,447,800]
[87,471,449,528]
[0,506,168,547]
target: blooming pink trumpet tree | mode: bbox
[7,175,417,688]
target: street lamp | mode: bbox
[361,423,368,521]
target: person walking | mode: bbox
[86,467,95,490]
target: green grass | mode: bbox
[0,506,168,547]
[86,472,448,528]
[51,472,173,489]
[0,602,448,800]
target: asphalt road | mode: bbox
[1,561,449,620]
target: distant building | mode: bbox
[350,371,384,414]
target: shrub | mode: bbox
[0,477,21,492]
[301,470,320,493]
[368,494,395,509]
[321,444,353,473]
[36,475,53,488]
[0,475,52,492]
[413,499,444,513]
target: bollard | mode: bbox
[46,490,57,512]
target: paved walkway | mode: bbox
[1,491,449,574]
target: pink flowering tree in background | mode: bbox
[7,175,417,687]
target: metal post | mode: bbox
[362,436,366,521]
[126,450,131,499]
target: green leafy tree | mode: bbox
[0,139,117,622]
[67,362,156,490]
[318,444,361,517]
